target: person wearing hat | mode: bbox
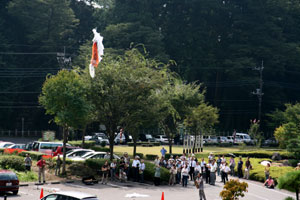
[295,163,300,171]
[132,156,141,182]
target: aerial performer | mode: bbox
[89,28,104,78]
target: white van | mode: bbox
[32,141,71,155]
[235,133,253,144]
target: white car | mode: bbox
[70,152,120,161]
[226,136,234,144]
[0,142,14,148]
[84,135,93,141]
[154,135,169,144]
[6,144,26,149]
[235,133,253,144]
[66,149,95,158]
[41,191,98,200]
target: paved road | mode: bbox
[0,176,295,200]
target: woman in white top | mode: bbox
[181,165,189,187]
[221,162,230,184]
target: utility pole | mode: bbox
[21,117,24,137]
[56,46,71,69]
[252,60,264,122]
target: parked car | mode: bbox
[41,191,98,200]
[226,136,234,144]
[32,141,71,155]
[263,137,278,146]
[84,135,93,141]
[203,136,218,144]
[66,149,95,158]
[235,133,253,145]
[217,136,229,143]
[154,135,169,144]
[52,146,80,157]
[0,170,19,195]
[25,142,33,151]
[6,144,26,149]
[0,142,14,148]
[70,152,120,161]
[139,134,155,142]
[91,133,109,145]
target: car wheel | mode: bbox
[13,190,18,195]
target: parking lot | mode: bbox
[0,176,295,200]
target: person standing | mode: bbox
[181,165,189,187]
[169,164,177,185]
[189,157,196,181]
[160,147,167,157]
[205,161,211,184]
[139,159,145,183]
[237,157,243,178]
[37,156,46,184]
[154,156,160,166]
[195,173,207,200]
[55,155,62,176]
[264,163,271,180]
[132,156,141,182]
[216,156,222,176]
[154,165,161,186]
[119,157,126,182]
[210,159,217,185]
[24,154,32,171]
[229,156,236,176]
[244,157,251,180]
[101,161,109,184]
[222,163,230,184]
[176,160,182,184]
[194,161,201,178]
[110,160,117,181]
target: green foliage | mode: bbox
[248,120,263,147]
[146,154,158,160]
[19,151,45,161]
[68,140,96,149]
[68,162,96,177]
[127,142,160,147]
[91,146,110,152]
[220,179,248,200]
[214,150,295,159]
[287,137,300,160]
[278,170,300,200]
[274,122,299,149]
[15,170,38,182]
[0,155,25,171]
[284,197,295,200]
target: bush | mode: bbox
[0,155,25,171]
[146,154,157,161]
[91,146,110,152]
[68,140,96,149]
[15,170,38,182]
[127,142,160,146]
[19,151,45,160]
[0,148,4,154]
[284,197,295,200]
[135,153,144,159]
[288,159,299,167]
[68,162,96,177]
[85,158,109,170]
[215,150,295,159]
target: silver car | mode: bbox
[41,191,99,200]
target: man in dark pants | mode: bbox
[132,156,140,182]
[237,157,243,178]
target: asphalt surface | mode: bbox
[0,176,295,200]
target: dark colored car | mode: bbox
[0,170,19,195]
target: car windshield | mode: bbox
[211,136,217,139]
[0,173,18,180]
[82,152,94,158]
[244,135,251,139]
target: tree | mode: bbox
[220,179,248,200]
[184,103,219,152]
[89,48,168,160]
[39,70,91,174]
[278,170,300,200]
[274,122,299,149]
[156,80,205,154]
[248,119,263,147]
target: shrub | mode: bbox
[68,140,96,149]
[91,146,110,152]
[146,154,157,161]
[214,151,295,159]
[220,179,248,200]
[284,197,295,200]
[19,151,45,160]
[15,170,38,182]
[135,153,144,159]
[0,148,4,154]
[3,149,26,155]
[165,153,182,159]
[68,162,96,177]
[0,155,25,171]
[85,159,109,170]
[288,160,299,167]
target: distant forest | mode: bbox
[1,0,300,135]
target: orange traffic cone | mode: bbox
[161,192,164,200]
[40,188,44,199]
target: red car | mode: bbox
[0,170,19,195]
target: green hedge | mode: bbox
[127,142,160,146]
[146,154,157,160]
[165,153,182,159]
[135,153,144,159]
[0,155,25,171]
[19,151,45,160]
[0,148,4,154]
[215,150,295,159]
[91,146,110,152]
[68,140,96,149]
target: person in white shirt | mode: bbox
[221,155,226,163]
[229,156,236,176]
[154,156,160,166]
[132,156,141,182]
[189,157,197,181]
[169,164,177,185]
[181,165,189,187]
[208,153,214,161]
[221,162,230,184]
[194,161,202,178]
[139,159,145,183]
[209,159,217,185]
[176,160,182,184]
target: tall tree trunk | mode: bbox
[193,133,197,153]
[296,188,299,200]
[81,125,86,148]
[169,137,172,154]
[62,126,68,175]
[108,126,115,161]
[133,138,137,157]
